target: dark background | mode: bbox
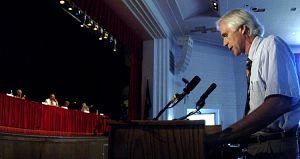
[0,0,130,119]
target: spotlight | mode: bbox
[211,1,218,12]
[80,14,87,28]
[113,39,117,52]
[87,17,93,27]
[67,3,73,11]
[104,31,109,39]
[93,23,99,31]
[59,0,65,5]
[109,35,114,43]
[75,9,82,16]
[98,27,104,40]
[99,27,104,34]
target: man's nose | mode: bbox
[223,40,228,47]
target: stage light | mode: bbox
[113,38,117,52]
[109,35,114,43]
[80,14,87,27]
[58,0,118,52]
[87,17,93,27]
[98,27,104,40]
[67,4,73,11]
[104,31,109,39]
[99,27,104,34]
[75,9,82,16]
[59,0,65,5]
[93,23,99,31]
[211,0,218,12]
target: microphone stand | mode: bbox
[153,93,183,120]
[174,99,206,120]
[153,75,201,120]
[183,81,188,104]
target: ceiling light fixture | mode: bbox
[58,0,118,52]
[211,0,218,12]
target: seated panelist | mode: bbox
[44,93,59,107]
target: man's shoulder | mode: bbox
[263,35,285,44]
[260,35,290,52]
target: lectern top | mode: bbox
[108,120,205,127]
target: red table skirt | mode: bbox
[0,94,110,136]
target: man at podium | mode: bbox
[206,8,300,159]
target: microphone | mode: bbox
[196,83,217,107]
[153,75,200,120]
[183,76,201,94]
[182,78,189,84]
[172,76,201,106]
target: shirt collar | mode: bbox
[248,36,263,62]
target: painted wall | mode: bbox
[168,41,247,129]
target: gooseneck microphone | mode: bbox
[183,76,201,94]
[175,83,217,120]
[196,83,217,108]
[173,76,201,105]
[153,75,201,120]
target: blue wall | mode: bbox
[171,42,247,129]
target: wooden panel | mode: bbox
[108,120,206,159]
[0,133,108,159]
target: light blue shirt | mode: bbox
[248,35,300,131]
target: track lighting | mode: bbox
[58,0,118,52]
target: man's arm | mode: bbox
[208,95,295,145]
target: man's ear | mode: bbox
[240,25,247,34]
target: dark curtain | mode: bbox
[73,0,143,120]
[0,94,109,136]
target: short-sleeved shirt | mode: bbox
[248,35,300,131]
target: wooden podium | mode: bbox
[108,120,221,159]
